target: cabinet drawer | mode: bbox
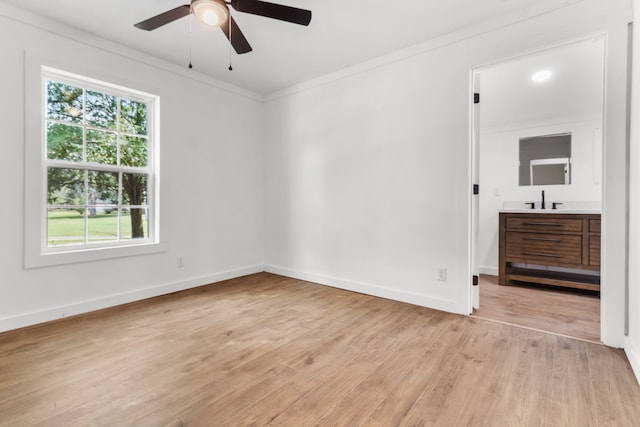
[590,219,601,233]
[505,232,582,265]
[505,217,583,233]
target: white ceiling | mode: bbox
[479,36,606,129]
[2,0,578,95]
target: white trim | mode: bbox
[0,0,590,101]
[599,9,630,348]
[625,337,640,385]
[26,241,169,269]
[265,0,583,101]
[467,68,477,315]
[25,53,165,268]
[468,31,616,343]
[0,1,261,101]
[0,264,264,333]
[265,265,460,314]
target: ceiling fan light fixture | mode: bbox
[192,0,228,27]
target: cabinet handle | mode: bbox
[522,252,562,258]
[521,222,563,227]
[522,237,562,242]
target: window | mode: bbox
[41,67,159,254]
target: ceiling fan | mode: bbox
[134,0,312,55]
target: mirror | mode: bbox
[519,133,571,186]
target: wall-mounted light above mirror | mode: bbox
[519,133,571,186]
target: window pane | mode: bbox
[88,211,118,243]
[40,69,157,255]
[47,168,84,205]
[121,208,148,240]
[120,98,148,135]
[47,122,83,162]
[86,90,117,130]
[88,171,118,208]
[86,129,117,165]
[122,173,148,205]
[48,208,85,246]
[46,81,83,123]
[120,136,148,167]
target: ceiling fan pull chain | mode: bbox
[228,16,233,71]
[188,10,193,69]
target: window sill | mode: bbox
[25,241,168,269]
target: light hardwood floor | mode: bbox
[474,274,600,342]
[1,273,638,426]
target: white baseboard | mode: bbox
[2,264,462,333]
[265,264,459,314]
[479,266,498,276]
[0,265,264,333]
[625,337,640,385]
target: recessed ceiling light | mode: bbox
[531,69,552,83]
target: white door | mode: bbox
[471,72,481,310]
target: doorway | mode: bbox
[470,36,606,341]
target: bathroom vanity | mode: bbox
[498,210,601,292]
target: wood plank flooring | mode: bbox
[474,274,600,342]
[1,272,638,426]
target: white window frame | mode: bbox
[25,63,165,268]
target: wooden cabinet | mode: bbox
[588,219,601,267]
[499,212,601,292]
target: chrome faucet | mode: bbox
[541,190,546,209]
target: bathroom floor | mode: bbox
[473,274,600,342]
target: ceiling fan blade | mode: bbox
[231,0,311,26]
[134,5,191,30]
[221,16,253,54]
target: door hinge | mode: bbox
[473,184,479,195]
[472,275,479,286]
[474,93,480,104]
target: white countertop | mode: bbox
[501,201,601,214]
[499,209,601,214]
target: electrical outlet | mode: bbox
[438,268,447,281]
[177,256,184,268]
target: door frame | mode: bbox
[467,34,608,334]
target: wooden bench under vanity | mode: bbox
[498,211,601,292]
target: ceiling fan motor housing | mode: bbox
[192,0,229,27]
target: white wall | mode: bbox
[0,0,634,354]
[479,118,603,274]
[264,0,632,346]
[0,7,265,331]
[626,0,640,385]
